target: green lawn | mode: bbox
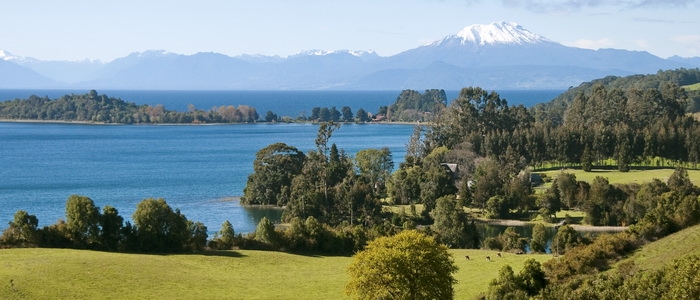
[0,247,553,299]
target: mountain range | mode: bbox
[2,21,699,90]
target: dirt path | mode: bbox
[478,218,628,232]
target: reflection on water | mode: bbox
[241,205,285,233]
[477,223,621,253]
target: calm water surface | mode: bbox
[0,122,413,233]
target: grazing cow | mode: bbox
[516,251,524,255]
[486,256,491,262]
[497,252,502,258]
[465,255,470,260]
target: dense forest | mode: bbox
[0,89,259,124]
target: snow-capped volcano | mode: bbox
[0,50,33,62]
[430,21,553,46]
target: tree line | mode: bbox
[0,90,259,124]
[1,195,208,252]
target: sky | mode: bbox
[1,0,699,62]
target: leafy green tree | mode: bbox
[255,216,278,246]
[341,106,353,122]
[345,230,458,300]
[500,227,528,252]
[319,107,331,122]
[556,172,579,209]
[212,220,236,250]
[330,106,341,122]
[132,198,189,252]
[355,147,394,197]
[486,265,528,300]
[65,194,101,248]
[264,110,277,122]
[99,205,123,251]
[355,108,369,122]
[518,259,547,296]
[430,195,480,248]
[485,195,512,219]
[537,180,562,222]
[311,107,321,120]
[1,210,39,247]
[551,225,583,255]
[530,223,547,253]
[186,221,208,251]
[241,142,305,205]
[388,164,422,205]
[472,158,505,209]
[420,147,458,215]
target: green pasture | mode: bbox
[617,223,700,272]
[537,168,700,188]
[683,82,700,91]
[0,247,553,299]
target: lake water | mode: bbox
[0,89,564,118]
[0,89,564,235]
[0,122,414,234]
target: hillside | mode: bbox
[0,248,551,299]
[535,68,700,124]
[618,223,700,271]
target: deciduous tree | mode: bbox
[345,230,458,300]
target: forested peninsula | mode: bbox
[0,89,259,124]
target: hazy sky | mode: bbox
[1,0,699,61]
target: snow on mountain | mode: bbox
[0,50,15,60]
[429,21,553,47]
[294,49,378,58]
[0,50,36,63]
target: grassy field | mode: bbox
[616,223,700,272]
[683,82,700,91]
[0,247,552,299]
[537,168,700,189]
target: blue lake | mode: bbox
[0,89,564,235]
[0,122,414,234]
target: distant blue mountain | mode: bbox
[0,58,59,89]
[1,22,698,90]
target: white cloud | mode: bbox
[502,0,700,14]
[670,35,700,56]
[671,34,700,43]
[634,39,650,49]
[565,38,616,49]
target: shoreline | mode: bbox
[0,118,425,126]
[477,218,628,232]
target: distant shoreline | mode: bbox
[0,118,424,126]
[479,218,628,232]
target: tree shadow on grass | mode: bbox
[154,250,247,258]
[282,250,353,258]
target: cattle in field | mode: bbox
[497,252,502,258]
[465,255,470,260]
[486,256,491,262]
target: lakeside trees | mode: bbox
[1,195,208,253]
[0,90,259,124]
